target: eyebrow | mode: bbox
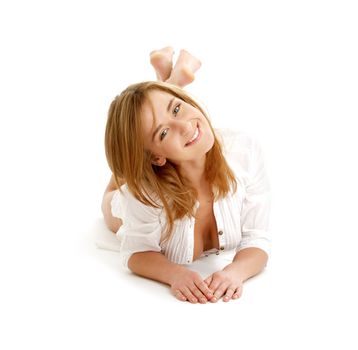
[151,97,175,142]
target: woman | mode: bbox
[102,47,271,304]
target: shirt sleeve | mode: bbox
[110,187,126,220]
[236,135,272,257]
[111,186,163,269]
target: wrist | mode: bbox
[223,262,245,282]
[167,264,187,286]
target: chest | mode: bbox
[193,200,219,260]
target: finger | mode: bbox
[223,287,236,302]
[173,289,187,302]
[195,281,214,300]
[182,287,198,304]
[204,275,212,287]
[190,284,209,304]
[212,284,229,301]
[232,286,243,300]
[208,277,221,293]
[207,278,223,302]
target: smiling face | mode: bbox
[141,89,215,167]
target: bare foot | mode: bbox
[166,49,201,88]
[150,46,175,82]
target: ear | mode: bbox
[152,156,166,167]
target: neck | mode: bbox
[177,156,209,191]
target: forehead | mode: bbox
[144,89,173,111]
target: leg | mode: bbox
[101,175,123,233]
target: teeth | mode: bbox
[188,127,199,143]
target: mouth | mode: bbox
[185,124,201,147]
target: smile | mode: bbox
[185,125,201,146]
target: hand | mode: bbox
[170,267,214,304]
[204,266,244,302]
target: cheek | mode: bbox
[202,128,215,150]
[164,139,187,159]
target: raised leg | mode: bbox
[150,48,201,88]
[165,49,201,88]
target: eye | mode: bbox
[160,128,168,141]
[173,103,181,116]
[159,103,181,141]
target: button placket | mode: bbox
[214,201,226,253]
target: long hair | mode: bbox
[105,81,237,242]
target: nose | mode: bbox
[174,119,194,137]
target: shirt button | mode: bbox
[216,251,220,255]
[220,246,225,250]
[218,230,224,235]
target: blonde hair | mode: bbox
[105,81,237,242]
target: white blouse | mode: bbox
[111,128,271,269]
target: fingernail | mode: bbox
[211,297,217,302]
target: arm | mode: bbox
[128,251,184,285]
[224,135,271,281]
[223,247,268,282]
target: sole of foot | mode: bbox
[150,46,175,81]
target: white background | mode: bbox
[1,0,357,349]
